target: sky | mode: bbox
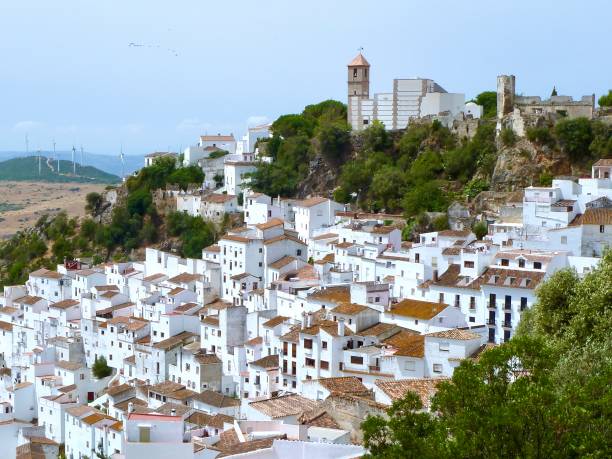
[0,0,610,155]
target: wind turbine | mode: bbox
[25,134,29,157]
[37,149,41,176]
[120,146,125,180]
[54,140,59,174]
[80,145,84,166]
[72,146,77,175]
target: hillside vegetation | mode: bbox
[0,157,211,287]
[0,156,120,183]
[252,98,612,222]
[362,251,612,458]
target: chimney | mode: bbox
[306,312,313,328]
[301,311,307,330]
[171,408,176,416]
[338,318,345,337]
[128,402,134,414]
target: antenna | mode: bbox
[72,146,76,175]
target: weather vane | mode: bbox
[358,46,364,53]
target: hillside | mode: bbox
[0,151,144,176]
[0,156,121,183]
[250,99,612,219]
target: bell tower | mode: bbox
[347,51,370,128]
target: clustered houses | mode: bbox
[0,152,609,456]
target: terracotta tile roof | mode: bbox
[311,232,338,241]
[298,409,340,429]
[301,319,353,337]
[570,208,612,225]
[262,316,289,328]
[66,405,95,418]
[334,241,354,249]
[106,383,133,397]
[148,381,185,396]
[348,53,370,66]
[186,410,234,428]
[14,295,43,305]
[49,299,80,310]
[143,273,166,282]
[193,390,240,408]
[204,244,221,253]
[249,354,279,370]
[280,326,300,343]
[358,322,400,338]
[383,330,425,357]
[438,229,472,238]
[593,158,612,166]
[248,394,318,419]
[431,264,480,290]
[55,360,83,371]
[204,193,237,204]
[168,287,186,296]
[155,402,191,416]
[231,272,253,280]
[200,134,235,142]
[113,397,147,412]
[371,225,396,234]
[30,268,62,279]
[202,315,220,326]
[375,378,447,408]
[314,253,335,265]
[152,331,197,350]
[255,218,284,230]
[263,232,306,246]
[294,196,328,208]
[0,321,13,331]
[330,303,369,316]
[168,273,201,284]
[308,286,350,305]
[216,436,284,458]
[388,298,448,320]
[244,336,263,346]
[220,234,250,243]
[426,329,481,340]
[94,285,120,292]
[478,267,544,290]
[194,352,222,365]
[313,377,370,396]
[269,255,296,269]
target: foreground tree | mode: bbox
[92,356,112,379]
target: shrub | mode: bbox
[500,127,517,147]
[472,221,488,240]
[92,356,112,379]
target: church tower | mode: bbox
[347,52,370,129]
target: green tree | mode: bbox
[369,166,406,211]
[85,192,103,215]
[598,89,612,107]
[402,181,448,216]
[362,121,391,152]
[472,91,497,118]
[500,127,517,146]
[92,356,112,379]
[555,117,593,162]
[472,221,487,239]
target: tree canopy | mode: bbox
[362,251,612,458]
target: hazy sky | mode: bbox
[0,0,610,155]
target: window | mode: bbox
[433,364,443,373]
[353,68,358,78]
[303,338,313,350]
[500,259,509,266]
[518,258,525,268]
[520,297,528,311]
[320,360,329,370]
[305,357,315,367]
[139,426,150,443]
[464,261,475,268]
[350,356,363,365]
[600,225,605,233]
[321,341,328,350]
[533,261,542,269]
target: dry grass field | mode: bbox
[0,181,108,239]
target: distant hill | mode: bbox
[0,156,121,183]
[0,151,143,177]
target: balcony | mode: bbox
[368,365,381,372]
[504,303,512,311]
[486,318,496,326]
[502,320,513,328]
[488,302,497,310]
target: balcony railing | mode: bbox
[368,365,381,372]
[502,320,513,328]
[488,302,497,309]
[486,318,496,325]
